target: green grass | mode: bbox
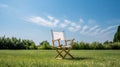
[0,50,120,67]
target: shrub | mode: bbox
[0,36,37,49]
[89,42,103,49]
[79,42,90,49]
[111,42,120,49]
[103,44,111,49]
[38,41,52,50]
[72,42,79,50]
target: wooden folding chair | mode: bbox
[51,30,74,59]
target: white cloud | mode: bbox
[71,22,76,26]
[0,3,8,8]
[60,23,67,28]
[29,16,52,26]
[68,25,81,32]
[100,25,117,33]
[60,19,81,32]
[79,25,117,39]
[79,18,84,23]
[94,28,101,33]
[64,19,71,23]
[53,19,59,26]
[103,30,114,36]
[83,25,99,36]
[25,15,118,42]
[80,25,89,34]
[68,27,75,32]
[98,30,115,40]
[93,28,101,35]
[76,25,81,29]
[75,25,81,31]
[47,16,54,21]
[62,20,81,32]
[60,19,70,28]
[27,15,117,41]
[89,25,99,32]
[27,16,59,27]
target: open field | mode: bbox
[0,50,120,67]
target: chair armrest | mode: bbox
[65,38,75,42]
[65,38,75,47]
[52,39,61,41]
[52,39,61,47]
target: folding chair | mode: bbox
[51,30,74,59]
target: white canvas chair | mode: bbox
[51,30,74,59]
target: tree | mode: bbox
[38,41,52,49]
[113,25,120,42]
[79,42,89,49]
[0,36,37,49]
[72,42,79,50]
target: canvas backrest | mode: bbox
[52,31,65,40]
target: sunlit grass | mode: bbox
[0,50,120,67]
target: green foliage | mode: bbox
[79,42,89,49]
[72,42,89,50]
[38,41,52,49]
[110,42,120,49]
[72,41,120,50]
[90,42,103,49]
[113,25,120,42]
[72,42,79,50]
[0,36,36,49]
[0,35,120,50]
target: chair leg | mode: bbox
[55,49,64,59]
[62,48,74,59]
[63,49,70,58]
[53,47,74,59]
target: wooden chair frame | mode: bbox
[51,30,74,59]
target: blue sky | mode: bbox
[0,0,120,45]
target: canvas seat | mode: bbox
[51,30,74,59]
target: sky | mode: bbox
[0,0,120,45]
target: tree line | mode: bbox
[0,25,120,50]
[0,36,120,50]
[72,41,120,50]
[0,36,37,49]
[38,40,120,50]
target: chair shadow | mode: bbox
[64,57,93,61]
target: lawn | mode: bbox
[0,50,120,67]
